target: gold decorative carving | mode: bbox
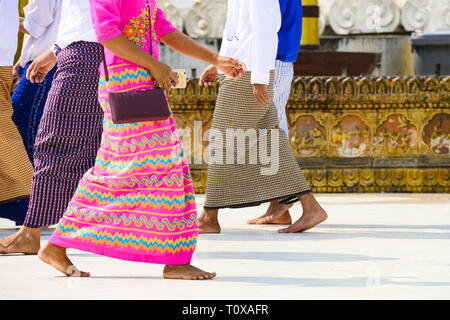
[169,76,450,193]
[375,114,419,156]
[331,115,371,157]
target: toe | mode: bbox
[278,227,288,233]
[81,271,90,277]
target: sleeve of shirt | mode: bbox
[248,0,281,85]
[22,0,57,39]
[89,0,123,43]
[218,28,232,58]
[154,7,177,42]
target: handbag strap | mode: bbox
[101,0,155,83]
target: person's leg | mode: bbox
[0,198,29,225]
[247,201,293,225]
[198,208,220,234]
[38,241,216,279]
[12,63,57,162]
[0,42,103,255]
[278,192,328,233]
[0,66,34,205]
[163,265,216,280]
[38,242,90,277]
[0,64,57,226]
[0,226,43,254]
[273,60,291,137]
[248,61,294,225]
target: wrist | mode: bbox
[144,55,159,72]
[210,53,220,66]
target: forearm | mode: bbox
[101,35,159,72]
[161,30,218,66]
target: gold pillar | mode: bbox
[300,0,320,51]
[14,0,29,64]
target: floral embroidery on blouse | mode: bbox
[123,5,158,48]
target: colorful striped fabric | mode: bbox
[23,41,104,228]
[0,66,33,205]
[0,63,56,225]
[48,65,198,265]
[273,60,294,138]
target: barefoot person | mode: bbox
[198,0,327,234]
[0,0,34,225]
[0,0,61,225]
[0,0,104,254]
[39,0,243,280]
[248,0,312,227]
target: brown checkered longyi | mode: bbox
[204,71,311,209]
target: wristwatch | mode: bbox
[49,44,59,57]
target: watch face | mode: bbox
[50,44,58,56]
[172,69,187,89]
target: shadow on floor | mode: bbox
[214,276,450,288]
[199,227,450,242]
[1,224,449,243]
[193,251,394,262]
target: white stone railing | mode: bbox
[157,0,450,37]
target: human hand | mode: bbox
[12,61,20,82]
[150,60,178,91]
[253,84,270,107]
[26,50,56,83]
[213,55,245,80]
[199,64,219,87]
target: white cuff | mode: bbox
[250,71,270,85]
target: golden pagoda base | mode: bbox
[169,76,450,193]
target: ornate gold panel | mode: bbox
[170,76,449,193]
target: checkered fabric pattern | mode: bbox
[204,71,311,209]
[23,41,104,228]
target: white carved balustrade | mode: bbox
[157,0,450,37]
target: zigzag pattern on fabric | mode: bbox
[75,186,196,209]
[95,150,185,173]
[66,206,197,230]
[55,222,197,253]
[85,171,191,188]
[103,131,179,153]
[102,118,172,135]
[99,67,152,89]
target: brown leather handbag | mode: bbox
[101,1,170,124]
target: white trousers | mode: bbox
[273,60,294,138]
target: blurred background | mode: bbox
[13,0,450,194]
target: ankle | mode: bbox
[20,226,44,238]
[45,243,66,253]
[200,209,219,221]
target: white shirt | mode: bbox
[55,0,96,50]
[20,0,62,67]
[219,0,281,85]
[0,0,19,66]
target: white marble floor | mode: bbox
[0,194,449,300]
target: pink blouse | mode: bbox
[89,0,176,66]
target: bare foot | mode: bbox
[278,193,328,233]
[38,243,90,277]
[198,209,221,234]
[0,227,43,255]
[163,264,216,280]
[248,201,293,225]
[279,204,327,233]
